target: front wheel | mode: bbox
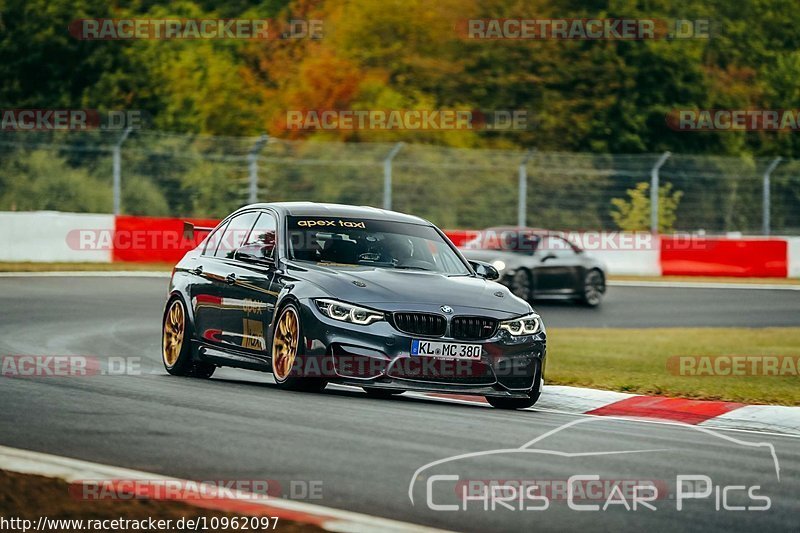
[510,269,532,301]
[271,303,327,392]
[580,269,605,307]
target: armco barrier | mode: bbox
[0,211,798,277]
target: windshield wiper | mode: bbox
[392,265,432,271]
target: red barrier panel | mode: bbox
[443,230,475,247]
[660,237,788,277]
[113,215,220,263]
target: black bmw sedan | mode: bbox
[162,203,546,409]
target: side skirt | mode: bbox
[192,340,271,372]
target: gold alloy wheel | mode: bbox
[162,299,185,367]
[272,307,299,381]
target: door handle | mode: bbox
[225,273,237,285]
[190,265,203,276]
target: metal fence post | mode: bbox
[248,134,269,204]
[112,127,133,215]
[383,142,404,210]
[762,157,782,236]
[518,149,535,227]
[650,151,671,233]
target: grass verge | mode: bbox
[548,327,800,405]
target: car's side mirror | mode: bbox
[235,243,275,265]
[469,260,500,281]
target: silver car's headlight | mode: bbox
[314,299,384,325]
[491,260,506,272]
[499,313,542,336]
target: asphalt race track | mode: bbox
[1,275,799,532]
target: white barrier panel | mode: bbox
[568,232,661,276]
[788,237,800,278]
[589,248,661,276]
[0,211,113,262]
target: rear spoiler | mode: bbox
[183,221,215,240]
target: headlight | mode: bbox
[314,299,384,325]
[491,260,506,271]
[499,313,541,336]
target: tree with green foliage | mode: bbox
[610,181,683,232]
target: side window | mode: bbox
[202,221,229,256]
[555,236,579,255]
[244,212,278,259]
[214,212,259,259]
[539,235,577,257]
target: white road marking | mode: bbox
[609,280,800,290]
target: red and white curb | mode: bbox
[413,385,800,435]
[0,445,451,533]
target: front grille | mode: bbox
[451,316,498,340]
[392,313,446,337]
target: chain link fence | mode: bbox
[0,130,798,234]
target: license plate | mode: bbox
[411,339,482,360]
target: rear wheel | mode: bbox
[363,387,403,399]
[271,303,327,392]
[162,297,215,378]
[580,269,605,307]
[510,269,532,301]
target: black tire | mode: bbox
[580,269,606,307]
[486,386,541,410]
[363,387,403,399]
[162,297,217,378]
[191,362,217,379]
[510,268,533,301]
[271,302,327,392]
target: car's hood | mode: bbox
[286,261,530,316]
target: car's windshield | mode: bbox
[466,229,541,254]
[287,216,471,275]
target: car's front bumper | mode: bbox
[295,298,546,398]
